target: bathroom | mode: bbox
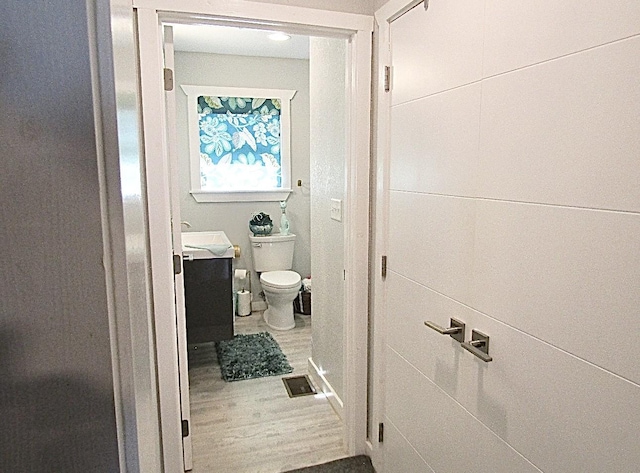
[170,23,349,471]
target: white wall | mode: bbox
[384,0,640,471]
[373,0,388,12]
[248,0,374,15]
[0,0,120,470]
[309,37,347,401]
[175,51,311,301]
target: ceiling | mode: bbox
[171,24,310,60]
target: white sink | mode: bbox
[181,231,233,260]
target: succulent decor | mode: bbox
[249,211,274,236]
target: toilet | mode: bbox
[249,233,301,330]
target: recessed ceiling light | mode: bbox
[268,32,291,41]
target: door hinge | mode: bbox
[182,419,190,438]
[173,254,182,275]
[378,422,384,443]
[163,67,174,91]
[343,269,346,281]
[381,255,387,279]
[384,66,392,92]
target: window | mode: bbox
[181,85,296,202]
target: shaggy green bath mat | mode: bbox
[284,455,374,472]
[216,332,293,382]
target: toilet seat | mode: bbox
[260,270,301,290]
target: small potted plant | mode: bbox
[249,212,274,236]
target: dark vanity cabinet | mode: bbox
[183,257,233,344]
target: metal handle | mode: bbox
[424,318,465,343]
[461,330,493,362]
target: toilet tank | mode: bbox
[250,233,296,272]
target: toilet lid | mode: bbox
[260,271,301,289]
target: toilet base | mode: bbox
[263,306,295,331]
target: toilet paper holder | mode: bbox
[424,318,466,343]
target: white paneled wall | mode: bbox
[248,0,374,15]
[390,84,481,196]
[479,37,640,211]
[384,421,434,473]
[386,348,541,473]
[472,201,640,382]
[483,0,640,76]
[388,193,475,304]
[384,1,640,471]
[390,0,483,105]
[386,273,640,472]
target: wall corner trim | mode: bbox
[308,357,344,420]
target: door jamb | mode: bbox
[161,24,193,471]
[369,1,424,471]
[136,8,185,473]
[135,1,373,469]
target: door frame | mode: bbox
[369,1,425,471]
[135,1,373,470]
[161,24,193,470]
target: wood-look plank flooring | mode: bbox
[188,312,346,473]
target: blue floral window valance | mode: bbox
[197,96,282,188]
[182,86,296,203]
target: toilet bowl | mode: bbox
[249,232,300,331]
[260,270,301,331]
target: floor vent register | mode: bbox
[282,375,317,398]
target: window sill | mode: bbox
[190,189,292,203]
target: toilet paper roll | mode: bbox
[237,290,251,316]
[234,269,247,280]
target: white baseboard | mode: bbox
[251,300,267,312]
[308,357,344,421]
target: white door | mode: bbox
[380,1,640,472]
[382,6,498,470]
[163,25,193,471]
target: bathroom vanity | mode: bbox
[182,231,234,344]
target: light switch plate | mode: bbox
[330,198,342,222]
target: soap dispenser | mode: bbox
[279,200,290,235]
